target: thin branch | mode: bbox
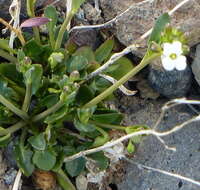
[0,18,25,46]
[99,74,137,96]
[86,44,139,80]
[69,0,155,33]
[124,158,200,187]
[64,114,200,162]
[12,170,22,190]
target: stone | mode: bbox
[148,58,192,98]
[100,0,200,56]
[114,95,200,190]
[192,44,200,87]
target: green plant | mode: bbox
[0,1,186,189]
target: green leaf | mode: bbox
[44,5,58,32]
[76,85,94,105]
[65,157,86,177]
[0,76,18,100]
[105,57,134,80]
[66,55,88,73]
[23,40,43,62]
[23,40,52,63]
[127,140,135,154]
[88,152,109,170]
[0,133,11,147]
[33,150,56,171]
[14,145,35,177]
[0,38,16,54]
[0,63,23,85]
[44,106,68,124]
[95,38,114,63]
[73,46,95,63]
[28,133,46,151]
[40,94,59,108]
[74,119,96,132]
[92,112,123,124]
[72,0,85,13]
[148,13,170,44]
[77,106,96,124]
[24,64,43,95]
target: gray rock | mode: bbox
[3,168,17,186]
[148,59,192,98]
[100,0,200,56]
[115,95,200,190]
[192,44,200,87]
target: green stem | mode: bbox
[0,121,26,135]
[90,121,126,130]
[22,83,32,112]
[49,29,55,48]
[0,49,17,63]
[27,0,41,44]
[54,12,73,50]
[56,169,76,190]
[83,53,161,108]
[0,74,25,96]
[19,128,27,147]
[0,94,29,120]
[32,100,64,122]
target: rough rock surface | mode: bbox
[100,0,200,55]
[115,95,200,190]
[148,58,192,98]
[192,44,200,87]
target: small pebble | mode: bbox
[3,168,17,186]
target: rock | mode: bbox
[192,44,200,87]
[100,0,200,56]
[3,140,17,168]
[3,168,17,186]
[114,94,200,190]
[148,58,192,98]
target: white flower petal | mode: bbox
[172,41,183,56]
[161,56,175,71]
[163,43,175,56]
[175,55,187,71]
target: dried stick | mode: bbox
[64,114,200,162]
[99,74,137,96]
[69,0,155,33]
[125,158,200,187]
[12,170,22,190]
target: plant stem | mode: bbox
[90,121,126,130]
[20,128,27,147]
[32,100,64,122]
[54,12,73,50]
[0,18,25,46]
[0,74,25,96]
[56,169,76,190]
[49,29,55,48]
[83,53,161,108]
[0,94,29,120]
[0,121,26,136]
[0,49,17,63]
[22,83,32,112]
[27,0,41,44]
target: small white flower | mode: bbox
[161,41,187,71]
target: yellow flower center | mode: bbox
[170,53,177,60]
